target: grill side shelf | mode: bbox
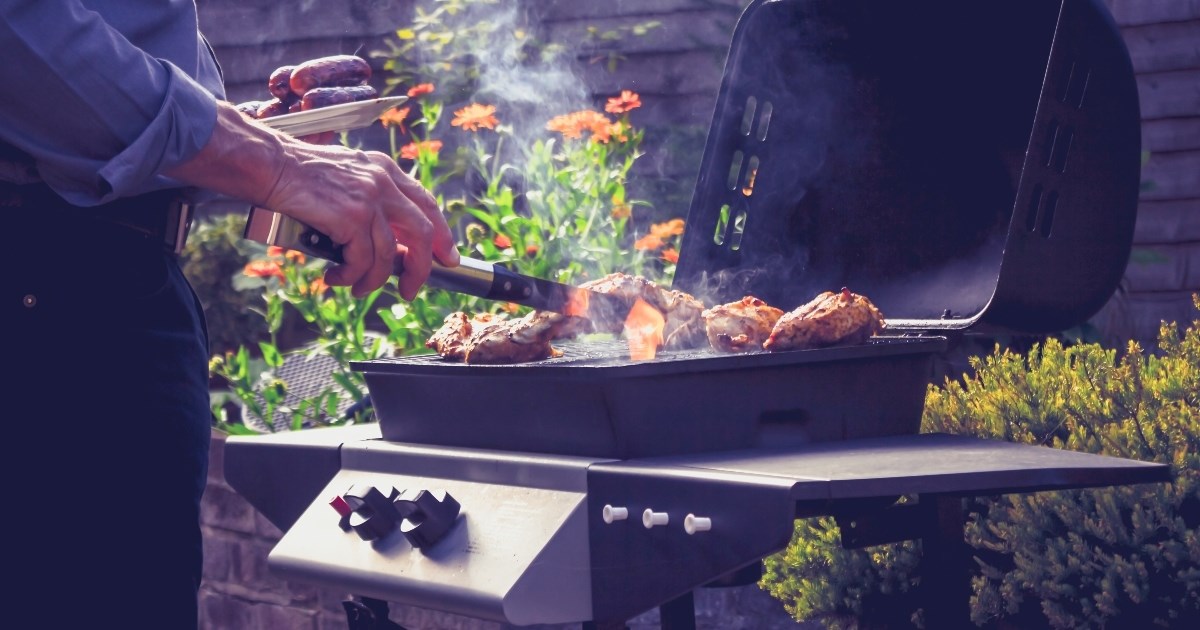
[585,433,1170,622]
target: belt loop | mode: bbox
[166,199,193,255]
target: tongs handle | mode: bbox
[241,206,580,311]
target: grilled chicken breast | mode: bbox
[426,312,505,361]
[577,272,706,349]
[426,310,571,364]
[764,288,885,352]
[702,296,785,353]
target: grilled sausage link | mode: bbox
[300,85,378,111]
[268,65,295,100]
[254,98,291,119]
[288,55,372,96]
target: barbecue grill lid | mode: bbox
[674,0,1140,334]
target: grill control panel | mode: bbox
[334,485,462,548]
[267,442,597,626]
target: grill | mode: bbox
[225,1,1168,628]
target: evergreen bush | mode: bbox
[761,297,1200,628]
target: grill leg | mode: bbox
[919,495,970,629]
[659,591,697,630]
[582,622,629,630]
[343,597,407,630]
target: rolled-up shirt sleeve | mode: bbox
[0,1,219,206]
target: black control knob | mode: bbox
[344,485,401,542]
[394,489,461,549]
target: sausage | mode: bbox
[300,85,378,111]
[268,65,295,100]
[255,98,291,119]
[288,55,372,96]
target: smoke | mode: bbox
[436,1,592,150]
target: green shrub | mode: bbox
[761,297,1200,629]
[180,212,264,355]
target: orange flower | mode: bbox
[407,83,435,98]
[493,234,513,249]
[284,249,306,264]
[546,110,613,142]
[546,112,585,139]
[399,140,443,160]
[501,302,521,315]
[660,248,679,264]
[379,106,410,132]
[650,218,685,239]
[451,103,499,132]
[525,244,540,256]
[634,234,664,251]
[266,246,284,257]
[607,120,629,143]
[605,90,642,114]
[611,202,632,220]
[243,259,284,280]
[302,277,329,296]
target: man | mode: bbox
[0,2,457,627]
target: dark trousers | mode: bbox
[3,198,211,629]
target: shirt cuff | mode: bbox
[77,60,217,205]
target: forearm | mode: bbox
[167,100,459,300]
[164,101,290,207]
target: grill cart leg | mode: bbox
[342,597,407,630]
[919,495,970,630]
[582,592,695,630]
[658,591,697,630]
[834,494,971,629]
[582,622,629,630]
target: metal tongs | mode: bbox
[242,206,633,322]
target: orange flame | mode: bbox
[564,290,590,318]
[624,298,665,361]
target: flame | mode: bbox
[565,289,589,318]
[624,298,665,361]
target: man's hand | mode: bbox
[167,100,458,299]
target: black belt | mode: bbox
[0,182,193,255]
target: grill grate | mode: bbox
[355,334,939,377]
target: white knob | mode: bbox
[684,514,712,535]
[643,509,669,528]
[602,505,629,524]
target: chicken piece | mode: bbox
[425,312,506,361]
[426,310,571,364]
[763,288,885,352]
[576,272,707,349]
[702,296,785,353]
[462,310,569,364]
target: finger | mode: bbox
[386,161,459,266]
[388,209,434,301]
[395,236,432,301]
[351,211,398,298]
[323,220,373,291]
[381,192,434,300]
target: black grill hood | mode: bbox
[674,0,1141,334]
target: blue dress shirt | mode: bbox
[0,0,225,205]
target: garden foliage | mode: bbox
[761,298,1200,628]
[207,0,680,432]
